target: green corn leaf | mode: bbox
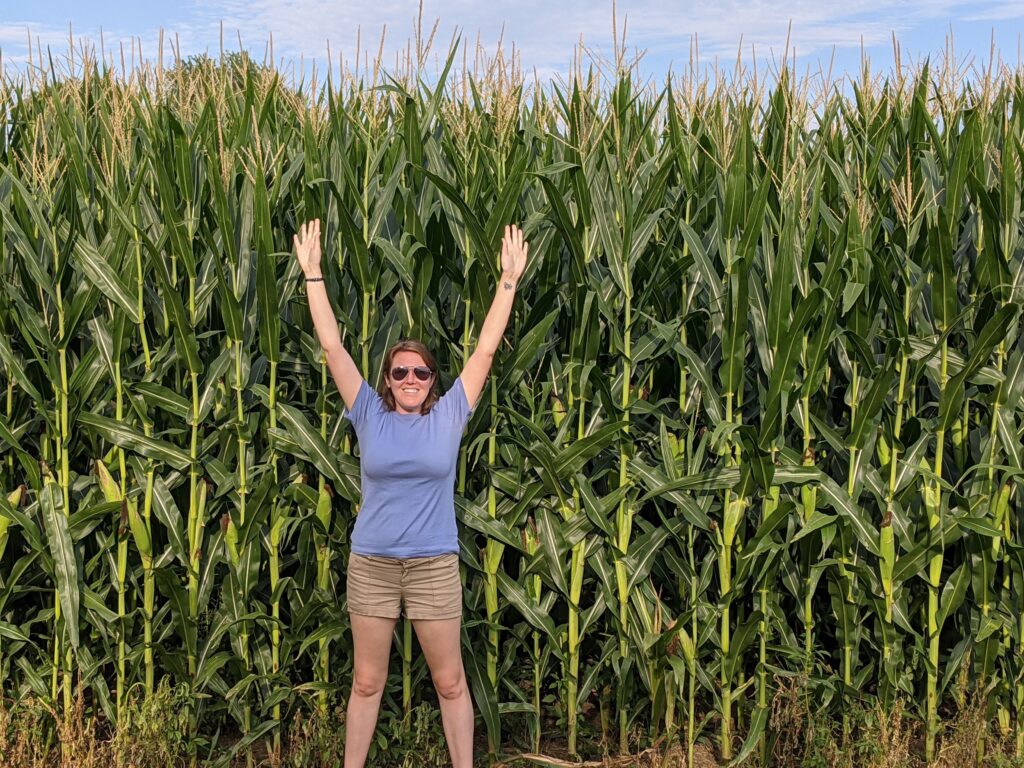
[78,411,191,470]
[40,482,79,649]
[72,237,142,324]
[256,249,282,364]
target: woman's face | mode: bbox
[386,350,435,414]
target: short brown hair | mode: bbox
[378,339,441,414]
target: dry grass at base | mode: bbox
[4,686,1024,768]
[0,689,110,768]
[0,696,54,768]
[500,743,717,767]
[766,673,1024,768]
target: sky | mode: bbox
[1,1,1022,89]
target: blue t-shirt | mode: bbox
[343,377,473,557]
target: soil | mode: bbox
[494,742,720,767]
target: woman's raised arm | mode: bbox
[460,224,529,410]
[294,219,362,410]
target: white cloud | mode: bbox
[186,0,1003,77]
[963,0,1024,19]
[0,21,76,68]
[0,1,1017,81]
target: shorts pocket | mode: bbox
[346,554,402,618]
[404,554,461,620]
[430,554,462,616]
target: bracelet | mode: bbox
[305,275,324,283]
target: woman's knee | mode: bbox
[351,672,387,699]
[432,668,467,701]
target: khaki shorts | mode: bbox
[346,553,462,620]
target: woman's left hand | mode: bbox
[500,224,529,285]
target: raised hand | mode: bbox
[294,219,322,277]
[500,224,529,284]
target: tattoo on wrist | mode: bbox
[503,281,514,291]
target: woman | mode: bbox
[293,218,528,768]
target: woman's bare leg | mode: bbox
[413,617,474,768]
[344,614,398,768]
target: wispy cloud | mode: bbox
[187,0,1014,75]
[0,0,1018,81]
[963,0,1024,19]
[0,22,75,62]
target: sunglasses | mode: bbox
[389,365,434,382]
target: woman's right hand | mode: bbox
[294,219,322,277]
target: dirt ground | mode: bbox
[494,743,719,767]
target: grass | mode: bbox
[4,680,1024,767]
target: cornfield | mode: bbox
[0,32,1023,767]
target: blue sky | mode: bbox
[2,1,1022,87]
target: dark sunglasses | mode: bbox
[390,365,433,382]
